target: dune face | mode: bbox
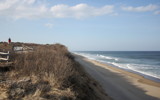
[0,43,111,100]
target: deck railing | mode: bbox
[0,51,9,61]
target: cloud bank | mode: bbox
[50,4,115,19]
[121,4,158,12]
[0,0,159,20]
[0,0,115,19]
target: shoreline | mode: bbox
[74,54,160,99]
[105,62,160,83]
[74,52,160,83]
[88,59,160,87]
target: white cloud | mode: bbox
[121,4,158,12]
[0,0,18,10]
[24,0,36,4]
[0,0,115,19]
[154,10,160,15]
[50,4,115,19]
[45,23,53,28]
[0,0,49,19]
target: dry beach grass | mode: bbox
[0,43,111,100]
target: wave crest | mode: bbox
[97,54,119,61]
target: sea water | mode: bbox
[74,51,160,82]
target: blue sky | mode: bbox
[0,0,160,51]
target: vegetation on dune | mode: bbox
[0,43,111,100]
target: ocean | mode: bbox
[74,51,160,82]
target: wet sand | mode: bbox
[74,54,160,100]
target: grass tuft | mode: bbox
[0,43,111,100]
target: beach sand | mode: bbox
[74,54,160,100]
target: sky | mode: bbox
[0,0,160,51]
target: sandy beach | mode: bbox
[74,54,160,100]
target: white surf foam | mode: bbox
[74,52,96,60]
[109,62,160,79]
[97,54,119,61]
[74,52,160,80]
[125,64,160,79]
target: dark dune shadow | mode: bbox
[0,66,11,72]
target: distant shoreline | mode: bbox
[74,54,160,99]
[91,58,160,87]
[75,53,160,86]
[73,51,160,83]
[104,62,160,83]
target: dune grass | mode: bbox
[0,43,111,100]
